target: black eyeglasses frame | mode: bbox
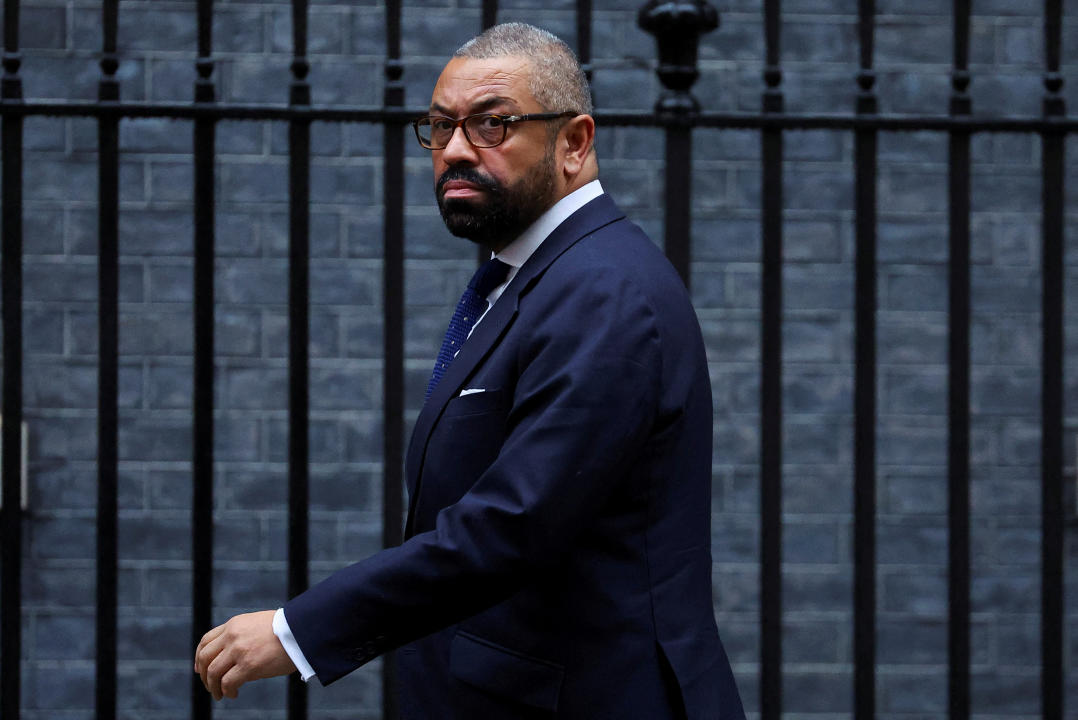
[412,111,579,150]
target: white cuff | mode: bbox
[273,607,317,682]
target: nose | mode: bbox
[439,124,478,166]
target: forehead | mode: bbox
[430,56,537,114]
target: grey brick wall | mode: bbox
[3,2,1077,718]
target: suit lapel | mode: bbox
[402,194,625,536]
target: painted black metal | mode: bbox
[639,0,719,286]
[381,2,405,717]
[947,4,972,719]
[854,3,878,716]
[1041,4,1065,717]
[576,0,593,86]
[0,2,22,714]
[759,3,783,719]
[483,0,497,30]
[190,2,216,718]
[288,2,312,717]
[95,3,121,718]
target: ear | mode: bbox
[560,114,596,178]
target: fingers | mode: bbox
[195,626,227,695]
[194,623,225,674]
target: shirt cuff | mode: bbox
[273,607,317,682]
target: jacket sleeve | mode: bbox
[284,266,664,684]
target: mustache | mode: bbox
[436,167,500,196]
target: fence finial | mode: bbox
[637,0,718,115]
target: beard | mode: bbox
[435,152,558,248]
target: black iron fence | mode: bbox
[0,0,1073,719]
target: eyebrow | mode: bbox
[430,95,521,116]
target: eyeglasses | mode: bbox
[413,111,578,149]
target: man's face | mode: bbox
[428,55,561,249]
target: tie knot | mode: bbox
[469,257,513,298]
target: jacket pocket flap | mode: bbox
[449,632,564,711]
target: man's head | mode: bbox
[424,23,598,251]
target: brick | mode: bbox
[25,663,94,710]
[222,365,288,410]
[970,672,1040,714]
[310,365,380,411]
[119,311,192,355]
[878,672,946,713]
[263,309,340,359]
[310,59,382,106]
[215,415,261,462]
[216,309,262,357]
[352,6,389,56]
[784,370,852,414]
[116,664,196,713]
[783,670,852,713]
[783,521,841,564]
[972,573,1039,614]
[25,208,65,255]
[710,515,758,563]
[118,418,192,462]
[212,567,288,610]
[32,611,95,661]
[881,571,946,616]
[25,565,95,608]
[223,469,287,511]
[120,118,192,155]
[311,468,379,513]
[783,569,852,613]
[310,263,379,305]
[882,471,946,514]
[215,6,267,54]
[30,514,96,561]
[25,308,64,354]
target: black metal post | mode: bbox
[759,1,783,718]
[382,0,405,716]
[576,0,593,88]
[95,1,121,718]
[0,0,23,715]
[638,0,719,288]
[288,0,311,717]
[947,3,971,719]
[190,1,216,718]
[1040,2,1065,718]
[482,0,497,30]
[853,2,878,718]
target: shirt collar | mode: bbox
[494,179,604,269]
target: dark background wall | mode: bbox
[3,1,1077,718]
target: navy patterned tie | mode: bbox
[425,257,512,400]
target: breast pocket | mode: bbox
[415,389,511,526]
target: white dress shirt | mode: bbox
[273,179,605,682]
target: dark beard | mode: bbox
[436,154,557,248]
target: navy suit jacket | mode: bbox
[284,194,745,719]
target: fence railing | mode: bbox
[0,0,1072,719]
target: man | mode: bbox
[195,23,744,720]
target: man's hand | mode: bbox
[194,610,297,700]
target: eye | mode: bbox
[431,117,454,132]
[476,115,504,130]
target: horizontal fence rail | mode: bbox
[0,1,1072,719]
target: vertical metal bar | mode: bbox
[576,0,593,86]
[663,125,692,286]
[637,1,719,288]
[0,0,23,713]
[190,1,216,718]
[759,2,783,719]
[95,1,121,717]
[947,3,971,719]
[382,0,405,716]
[482,0,497,30]
[1040,3,1065,717]
[854,2,877,718]
[288,1,311,717]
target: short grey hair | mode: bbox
[455,23,593,116]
